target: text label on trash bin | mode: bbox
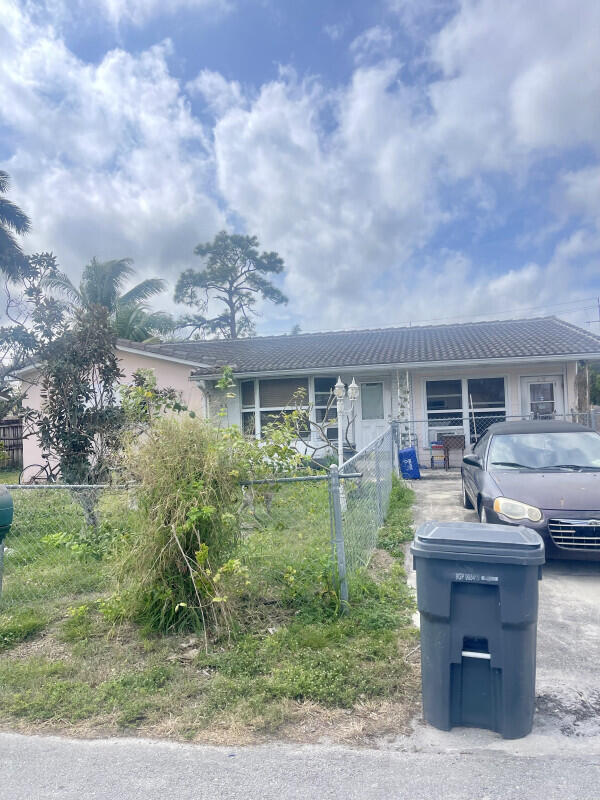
[454,572,499,583]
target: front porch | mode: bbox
[212,358,579,467]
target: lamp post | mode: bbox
[333,377,358,513]
[333,376,359,471]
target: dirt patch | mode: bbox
[536,691,600,737]
[3,623,72,663]
[368,548,396,578]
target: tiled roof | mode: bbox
[117,317,600,377]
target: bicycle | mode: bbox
[19,459,61,485]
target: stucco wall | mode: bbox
[410,360,576,462]
[20,349,205,470]
[217,361,578,465]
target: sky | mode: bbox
[1,0,599,336]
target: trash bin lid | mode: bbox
[411,521,545,565]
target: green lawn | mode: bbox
[0,478,418,743]
[0,469,20,485]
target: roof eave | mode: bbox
[116,343,213,369]
[191,352,599,381]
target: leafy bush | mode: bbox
[41,519,121,560]
[113,416,300,635]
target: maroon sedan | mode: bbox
[461,420,600,560]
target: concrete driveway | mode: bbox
[407,471,600,752]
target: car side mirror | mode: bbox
[463,454,482,468]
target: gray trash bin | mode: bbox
[411,521,545,739]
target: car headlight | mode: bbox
[493,497,542,522]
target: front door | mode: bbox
[520,375,564,419]
[356,381,388,449]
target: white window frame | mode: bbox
[239,377,310,439]
[424,375,507,444]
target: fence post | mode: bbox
[373,440,383,526]
[329,465,349,613]
[391,421,399,475]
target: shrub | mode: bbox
[113,416,299,636]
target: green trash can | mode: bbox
[0,486,14,598]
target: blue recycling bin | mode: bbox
[399,446,421,479]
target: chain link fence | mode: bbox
[0,485,133,611]
[338,426,395,575]
[1,426,400,615]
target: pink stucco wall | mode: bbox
[20,347,205,470]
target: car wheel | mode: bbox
[462,480,474,509]
[479,502,488,523]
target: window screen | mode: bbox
[467,378,505,408]
[259,378,308,408]
[361,383,384,420]
[241,380,255,408]
[426,380,462,411]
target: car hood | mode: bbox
[490,470,600,511]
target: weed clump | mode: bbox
[112,417,299,637]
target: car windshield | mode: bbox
[488,431,600,470]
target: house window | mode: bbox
[241,380,256,436]
[240,377,309,437]
[426,377,506,443]
[426,380,463,440]
[467,377,506,439]
[361,382,384,420]
[314,377,338,439]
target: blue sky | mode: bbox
[1,0,599,335]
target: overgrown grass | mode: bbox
[0,608,49,651]
[1,489,133,611]
[0,473,418,740]
[377,477,415,557]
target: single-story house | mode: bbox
[19,316,600,470]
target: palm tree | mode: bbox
[45,257,175,341]
[0,170,31,279]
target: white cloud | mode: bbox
[427,0,600,176]
[562,166,600,227]
[0,0,224,293]
[187,70,246,116]
[211,62,441,327]
[92,0,232,26]
[323,22,346,42]
[349,26,394,64]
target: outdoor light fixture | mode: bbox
[333,376,358,511]
[348,378,359,402]
[333,377,359,469]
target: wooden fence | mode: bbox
[0,418,23,469]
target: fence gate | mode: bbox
[0,418,23,469]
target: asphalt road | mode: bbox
[3,731,600,800]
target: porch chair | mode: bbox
[440,433,466,470]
